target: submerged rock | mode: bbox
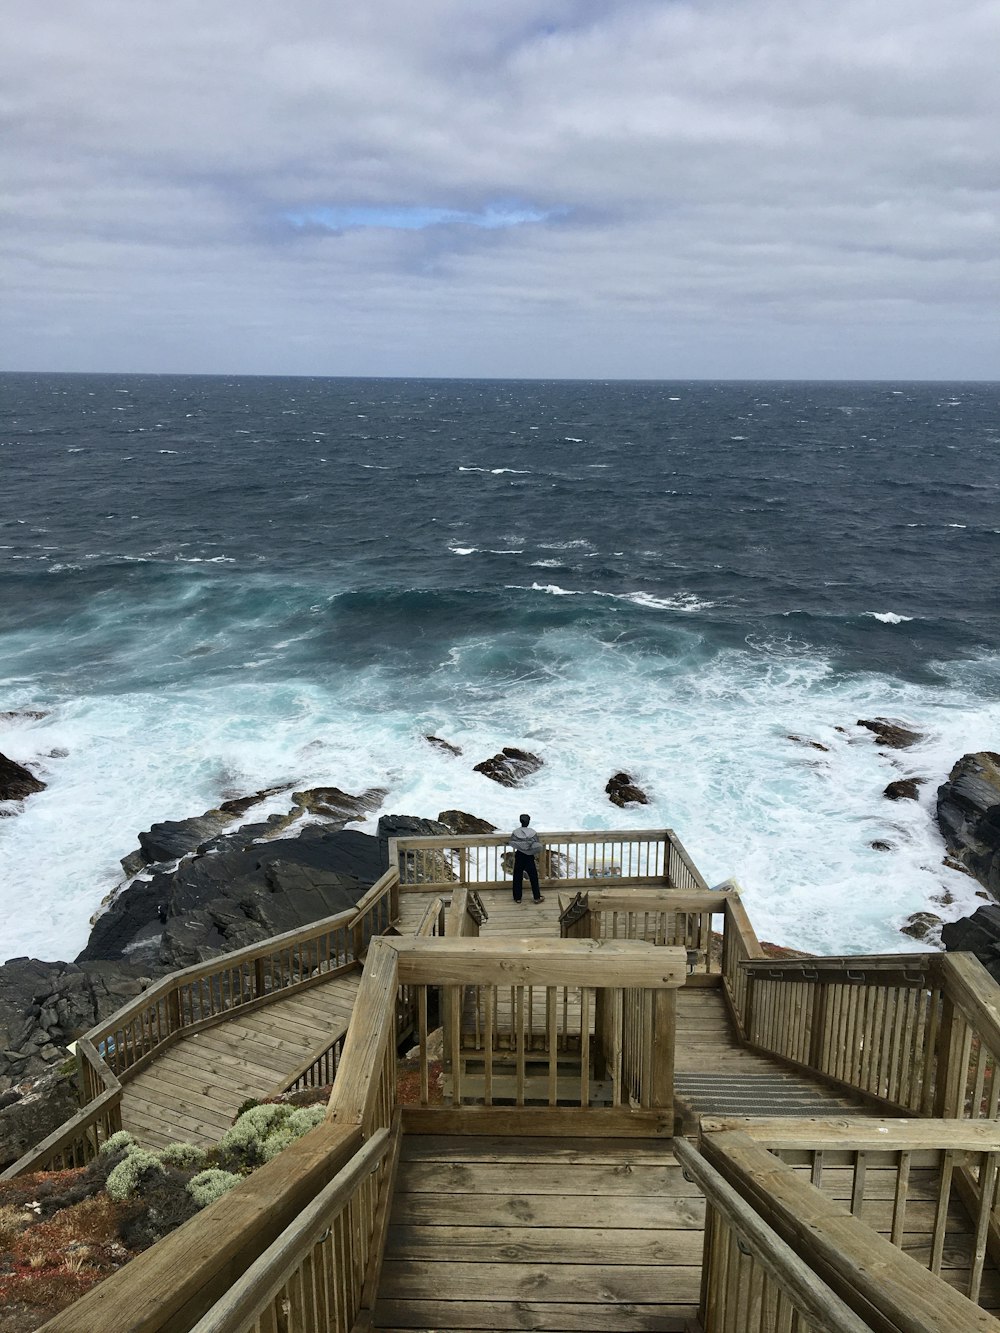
[786,735,830,752]
[605,772,649,808]
[473,747,544,787]
[900,911,943,944]
[425,735,462,757]
[0,751,46,803]
[291,785,386,821]
[884,778,925,801]
[857,718,923,750]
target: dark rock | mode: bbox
[0,1065,80,1171]
[473,747,544,787]
[436,810,497,835]
[786,735,830,752]
[857,718,922,749]
[884,778,925,801]
[377,815,452,873]
[139,809,242,864]
[936,752,1000,896]
[900,911,942,943]
[0,710,49,723]
[80,827,384,966]
[0,751,46,802]
[120,848,148,878]
[870,840,893,852]
[605,772,650,807]
[218,783,293,817]
[426,735,462,757]
[291,785,386,821]
[942,905,1000,984]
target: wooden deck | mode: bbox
[120,971,361,1148]
[375,1135,703,1332]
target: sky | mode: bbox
[2,0,998,380]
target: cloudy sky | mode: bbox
[3,0,998,379]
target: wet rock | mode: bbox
[426,735,462,757]
[473,747,544,787]
[0,710,49,723]
[605,772,649,807]
[856,718,923,749]
[936,752,1000,897]
[436,810,497,835]
[218,783,293,817]
[884,778,925,801]
[870,840,893,852]
[291,785,386,821]
[900,911,943,944]
[786,735,830,752]
[0,751,46,802]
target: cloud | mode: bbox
[284,203,554,233]
[1,0,998,377]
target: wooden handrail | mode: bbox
[6,870,401,1180]
[672,1138,873,1333]
[701,1128,1000,1333]
[188,1128,392,1333]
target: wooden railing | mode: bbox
[2,869,401,1181]
[672,1138,873,1333]
[391,827,707,891]
[396,936,684,1134]
[189,1127,395,1333]
[565,887,736,979]
[698,1118,1000,1331]
[724,949,1000,1120]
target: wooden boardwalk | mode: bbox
[120,972,361,1148]
[375,1135,703,1332]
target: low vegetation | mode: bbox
[0,1086,331,1331]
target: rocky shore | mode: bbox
[3,723,999,1166]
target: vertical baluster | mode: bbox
[547,986,557,1106]
[580,987,591,1108]
[969,1150,999,1302]
[516,986,526,1106]
[418,985,428,1106]
[929,1149,955,1275]
[484,985,494,1106]
[610,987,623,1106]
[890,1150,910,1247]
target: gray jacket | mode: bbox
[509,824,542,857]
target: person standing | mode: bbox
[508,813,545,903]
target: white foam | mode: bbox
[867,612,915,624]
[449,546,477,556]
[563,437,583,443]
[1,638,997,963]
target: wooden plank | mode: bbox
[390,937,686,988]
[701,1117,1000,1152]
[371,1298,696,1331]
[385,1224,706,1264]
[401,1106,672,1138]
[388,1191,706,1229]
[397,1135,675,1164]
[376,1259,702,1303]
[394,1160,703,1196]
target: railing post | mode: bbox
[167,983,182,1038]
[933,992,960,1117]
[651,987,676,1114]
[744,968,758,1045]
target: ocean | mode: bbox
[1,373,998,962]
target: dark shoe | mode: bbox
[513,897,523,904]
[532,895,545,903]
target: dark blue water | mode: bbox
[1,373,998,960]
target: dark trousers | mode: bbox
[512,851,540,901]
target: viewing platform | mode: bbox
[7,828,1000,1332]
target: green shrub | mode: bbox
[158,1141,207,1170]
[187,1169,242,1208]
[99,1130,137,1158]
[105,1149,166,1202]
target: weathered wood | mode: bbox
[673,1138,873,1333]
[701,1130,1000,1333]
[390,936,686,988]
[328,941,398,1128]
[401,1106,673,1136]
[189,1129,391,1333]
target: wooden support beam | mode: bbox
[388,937,686,988]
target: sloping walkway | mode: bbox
[375,1134,702,1332]
[120,971,361,1149]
